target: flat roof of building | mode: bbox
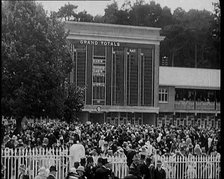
[159,67,220,89]
[65,21,165,45]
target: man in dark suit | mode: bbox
[94,158,109,179]
[139,157,151,179]
[85,156,94,179]
[47,166,57,179]
[154,160,166,179]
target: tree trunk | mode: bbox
[14,116,23,135]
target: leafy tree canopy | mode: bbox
[57,3,78,21]
[1,1,84,131]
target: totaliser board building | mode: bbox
[65,22,220,128]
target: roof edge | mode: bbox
[65,21,162,31]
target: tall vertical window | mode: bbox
[112,47,124,105]
[92,46,106,105]
[127,48,138,106]
[159,88,168,103]
[141,48,153,106]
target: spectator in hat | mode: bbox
[42,137,49,148]
[65,167,79,179]
[74,162,80,169]
[17,139,24,148]
[85,156,94,179]
[80,158,86,168]
[47,166,57,179]
[148,157,155,179]
[35,167,48,179]
[76,166,86,179]
[102,158,112,175]
[139,157,151,179]
[95,157,109,179]
[194,144,202,156]
[154,160,166,179]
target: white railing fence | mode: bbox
[1,148,221,179]
[1,148,128,179]
[155,154,221,179]
[1,148,70,179]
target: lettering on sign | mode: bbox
[93,59,105,64]
[93,83,105,87]
[80,40,120,46]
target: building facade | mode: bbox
[65,22,220,128]
[158,67,220,129]
[65,22,165,125]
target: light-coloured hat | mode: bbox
[76,166,85,172]
[70,167,77,173]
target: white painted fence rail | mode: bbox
[1,148,221,179]
[1,147,128,179]
[155,154,221,179]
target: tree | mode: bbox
[173,7,186,23]
[103,1,119,24]
[77,10,94,22]
[158,6,174,27]
[161,7,217,68]
[63,85,85,123]
[208,2,220,68]
[57,3,78,21]
[93,15,104,23]
[1,1,74,132]
[129,1,163,27]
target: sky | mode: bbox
[37,0,219,16]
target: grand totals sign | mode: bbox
[80,40,120,46]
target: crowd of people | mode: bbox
[1,116,221,179]
[1,117,221,158]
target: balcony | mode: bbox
[196,101,215,111]
[174,101,194,110]
[175,101,219,111]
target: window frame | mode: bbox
[159,87,168,103]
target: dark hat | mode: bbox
[49,166,57,172]
[80,158,86,163]
[97,157,103,164]
[146,157,152,164]
[102,158,109,165]
[87,156,94,163]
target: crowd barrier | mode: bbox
[1,148,221,179]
